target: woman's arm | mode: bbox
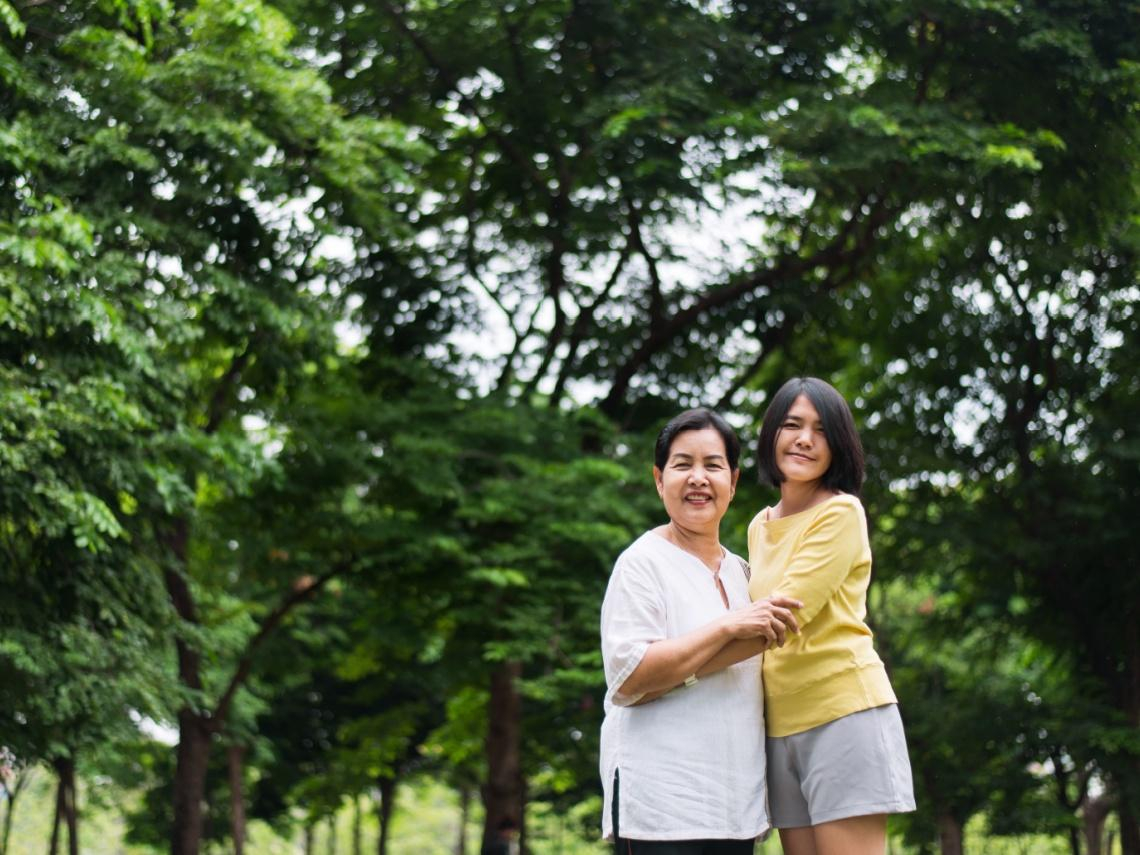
[619,595,800,699]
[696,637,769,676]
[769,500,865,628]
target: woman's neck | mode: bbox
[658,521,723,571]
[774,480,837,519]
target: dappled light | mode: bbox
[0,1,1137,853]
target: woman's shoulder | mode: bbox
[751,493,863,531]
[822,492,864,514]
[614,530,669,570]
[808,492,865,524]
[803,494,870,548]
[746,508,772,538]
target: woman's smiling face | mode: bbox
[654,427,739,532]
[775,395,832,485]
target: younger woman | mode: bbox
[748,378,915,855]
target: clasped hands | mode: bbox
[725,594,802,649]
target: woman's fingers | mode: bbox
[768,594,803,611]
[765,596,803,633]
[765,606,799,634]
[769,617,787,646]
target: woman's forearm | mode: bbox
[618,620,733,699]
[696,638,768,676]
[615,596,798,701]
[631,637,768,706]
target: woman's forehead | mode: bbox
[667,427,728,457]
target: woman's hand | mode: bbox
[722,595,802,647]
[615,596,802,702]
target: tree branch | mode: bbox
[549,233,635,407]
[601,194,894,417]
[204,344,253,436]
[379,2,547,190]
[626,199,665,334]
[210,560,353,729]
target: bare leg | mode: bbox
[777,827,817,855]
[811,814,887,855]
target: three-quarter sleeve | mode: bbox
[771,500,867,628]
[600,555,666,707]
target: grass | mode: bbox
[0,767,1122,854]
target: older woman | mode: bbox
[600,408,802,854]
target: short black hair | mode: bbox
[756,378,864,494]
[654,408,741,471]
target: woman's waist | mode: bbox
[762,638,885,692]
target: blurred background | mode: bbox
[1,0,1137,853]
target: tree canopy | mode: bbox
[1,1,1138,853]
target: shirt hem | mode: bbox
[604,820,770,842]
[805,800,916,826]
[765,664,896,737]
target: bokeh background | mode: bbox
[1,0,1138,853]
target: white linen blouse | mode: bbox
[599,531,769,842]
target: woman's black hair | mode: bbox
[654,408,741,471]
[756,377,864,494]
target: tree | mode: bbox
[274,0,1139,845]
[2,0,421,851]
[5,0,1137,850]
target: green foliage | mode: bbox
[3,0,1138,851]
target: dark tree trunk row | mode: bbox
[482,662,525,853]
[376,775,396,855]
[936,812,963,855]
[48,758,78,855]
[1116,624,1140,854]
[0,765,30,855]
[228,744,247,855]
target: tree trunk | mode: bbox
[1118,623,1140,854]
[327,814,337,854]
[164,523,342,855]
[1083,792,1114,855]
[482,662,524,853]
[48,758,78,855]
[165,515,216,855]
[937,812,964,855]
[172,710,212,855]
[376,776,396,855]
[1122,806,1140,855]
[456,785,470,855]
[0,765,30,855]
[353,796,362,855]
[303,822,315,855]
[62,761,78,855]
[49,768,63,855]
[227,744,247,855]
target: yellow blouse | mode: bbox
[748,494,896,737]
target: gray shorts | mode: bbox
[766,704,916,828]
